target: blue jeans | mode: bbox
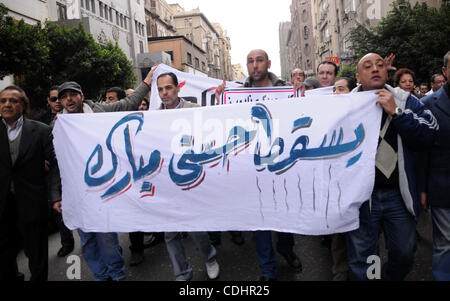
[165,232,216,280]
[431,207,450,281]
[346,188,416,280]
[253,231,295,279]
[77,230,125,281]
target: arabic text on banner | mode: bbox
[149,64,240,109]
[221,87,297,105]
[53,92,382,235]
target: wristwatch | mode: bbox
[392,106,404,119]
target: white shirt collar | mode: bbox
[2,115,24,141]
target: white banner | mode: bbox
[53,91,382,235]
[150,64,240,109]
[305,86,334,97]
[221,87,298,105]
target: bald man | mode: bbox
[215,49,285,102]
[346,53,438,280]
[215,49,302,280]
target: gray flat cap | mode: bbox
[58,81,82,98]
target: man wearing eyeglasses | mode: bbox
[291,68,306,96]
[34,86,63,126]
[426,74,446,96]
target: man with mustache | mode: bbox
[53,67,156,281]
[346,53,438,280]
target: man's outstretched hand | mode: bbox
[215,77,226,105]
[384,53,397,72]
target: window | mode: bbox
[135,21,139,34]
[104,5,108,20]
[57,3,67,20]
[321,26,330,42]
[120,15,123,28]
[80,0,84,8]
[99,2,103,17]
[304,26,309,39]
[146,22,151,36]
[202,62,206,71]
[151,0,156,8]
[187,52,192,65]
[86,0,90,10]
[302,9,308,22]
[91,0,95,13]
[304,43,310,55]
[124,17,127,29]
[116,11,119,25]
[344,0,356,13]
[195,57,200,68]
[109,8,113,21]
[167,51,174,62]
[139,41,144,53]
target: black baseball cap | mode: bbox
[58,81,82,98]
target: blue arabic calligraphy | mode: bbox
[84,104,365,198]
[252,104,365,174]
[84,112,161,199]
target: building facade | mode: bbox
[280,0,316,80]
[279,21,291,82]
[170,7,222,79]
[144,0,176,38]
[2,0,149,80]
[232,64,248,83]
[213,23,233,81]
[148,35,208,77]
[283,0,444,76]
[310,0,444,70]
[74,0,148,80]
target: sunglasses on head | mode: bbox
[49,97,59,102]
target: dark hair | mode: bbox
[50,85,59,92]
[317,61,339,76]
[393,68,416,87]
[337,77,356,91]
[142,97,149,106]
[1,85,30,116]
[431,73,444,83]
[291,68,305,78]
[157,72,179,86]
[106,87,126,100]
[444,50,450,67]
[419,82,429,88]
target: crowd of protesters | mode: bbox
[1,49,449,282]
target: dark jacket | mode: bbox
[34,110,56,126]
[419,85,450,208]
[61,82,150,114]
[243,72,285,87]
[0,117,61,222]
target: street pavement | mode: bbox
[17,209,434,281]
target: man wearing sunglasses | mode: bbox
[34,86,63,125]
